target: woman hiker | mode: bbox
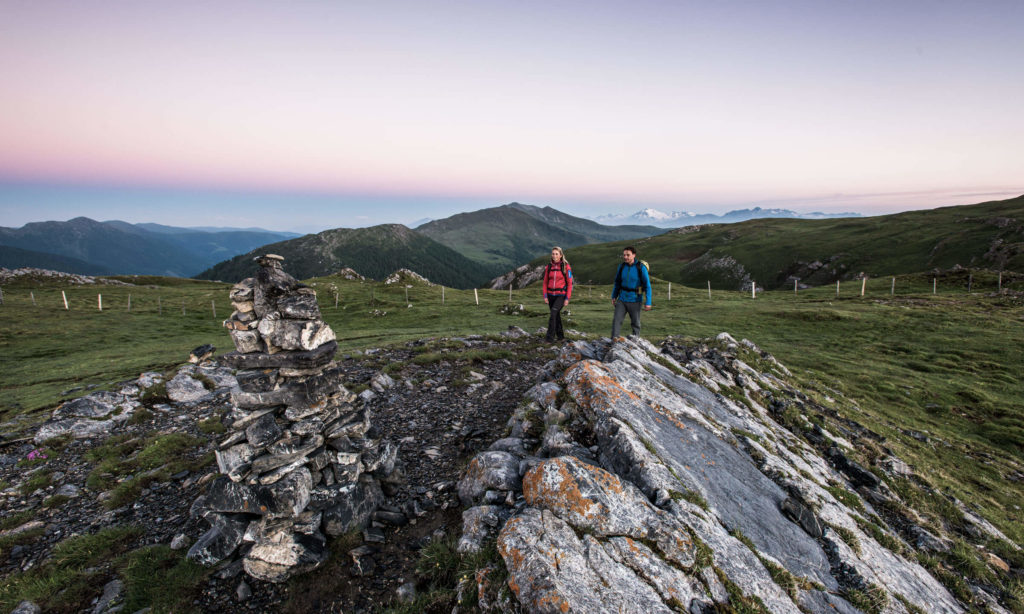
[542,246,574,342]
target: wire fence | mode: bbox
[0,269,1019,313]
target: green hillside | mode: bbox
[194,223,493,288]
[0,245,113,275]
[525,195,1024,289]
[417,203,663,273]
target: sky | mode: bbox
[1,0,1022,233]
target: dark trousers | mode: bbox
[546,295,566,340]
[611,300,642,338]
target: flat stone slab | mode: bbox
[219,341,337,370]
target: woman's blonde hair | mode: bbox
[550,246,569,266]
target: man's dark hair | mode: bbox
[623,246,637,255]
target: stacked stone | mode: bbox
[188,254,396,583]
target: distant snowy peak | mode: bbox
[594,208,696,226]
[633,208,697,222]
[591,207,861,227]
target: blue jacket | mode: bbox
[612,262,651,306]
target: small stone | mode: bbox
[10,601,41,614]
[170,533,190,550]
[91,578,124,614]
[363,526,386,543]
[986,552,1010,572]
[373,510,408,527]
[54,483,80,498]
[189,344,216,363]
[236,580,252,602]
[396,582,416,603]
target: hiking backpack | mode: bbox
[545,260,568,292]
[615,260,651,295]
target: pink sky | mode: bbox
[1,1,1022,229]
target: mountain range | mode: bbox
[416,203,663,275]
[0,218,299,277]
[506,194,1024,290]
[197,203,664,287]
[594,206,861,227]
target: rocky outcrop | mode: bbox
[488,263,546,291]
[457,334,973,613]
[188,254,397,582]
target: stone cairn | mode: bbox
[188,254,396,582]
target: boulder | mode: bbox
[458,451,522,506]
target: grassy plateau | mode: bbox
[1,267,1022,610]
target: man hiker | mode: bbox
[611,246,651,338]
[542,246,573,342]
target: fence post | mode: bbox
[30,291,36,306]
[891,277,895,295]
[98,294,103,311]
[442,286,445,305]
[158,296,162,315]
[474,288,479,305]
[836,280,840,297]
[751,281,756,299]
[793,279,798,294]
[62,290,69,310]
[182,300,186,315]
[668,282,672,300]
[127,294,131,311]
[933,277,936,294]
[212,300,217,318]
[406,286,410,304]
[0,287,4,305]
[707,280,711,299]
[334,292,339,308]
[861,277,866,297]
[508,285,512,302]
[998,271,1002,291]
[968,273,972,293]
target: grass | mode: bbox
[118,545,207,614]
[84,431,209,508]
[824,484,867,515]
[0,526,143,613]
[826,523,863,556]
[19,469,53,495]
[842,584,888,614]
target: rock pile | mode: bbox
[456,334,971,613]
[188,254,398,582]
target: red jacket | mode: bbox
[543,261,573,300]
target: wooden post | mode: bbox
[794,279,798,294]
[861,277,866,297]
[968,273,972,293]
[668,282,672,300]
[158,296,162,315]
[98,294,102,311]
[30,291,36,306]
[442,286,445,305]
[127,294,131,311]
[212,300,217,318]
[182,300,186,315]
[836,280,840,297]
[334,292,338,308]
[62,290,69,310]
[474,288,479,305]
[933,277,936,294]
[707,280,711,299]
[0,287,4,305]
[891,277,895,295]
[998,271,1002,291]
[751,282,756,299]
[508,285,512,302]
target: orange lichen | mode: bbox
[523,458,627,523]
